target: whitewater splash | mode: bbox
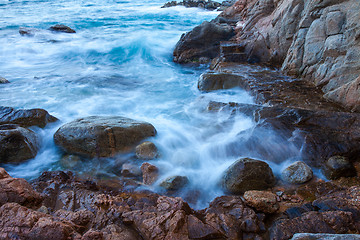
[0,0,303,208]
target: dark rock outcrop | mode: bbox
[222,157,276,194]
[54,116,157,158]
[0,106,58,128]
[0,77,9,84]
[322,156,357,180]
[173,21,234,63]
[0,124,39,163]
[49,24,76,33]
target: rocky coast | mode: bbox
[1,0,360,239]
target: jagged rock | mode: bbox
[244,190,279,213]
[0,124,40,163]
[0,77,9,84]
[173,21,234,63]
[121,163,142,177]
[141,162,159,185]
[54,116,156,158]
[0,168,42,207]
[49,24,76,33]
[160,176,189,190]
[204,195,265,239]
[0,106,58,128]
[222,158,276,194]
[135,141,159,160]
[0,202,81,239]
[282,161,313,184]
[198,72,247,91]
[322,156,356,180]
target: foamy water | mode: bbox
[0,0,303,208]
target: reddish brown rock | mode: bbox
[0,167,10,179]
[0,202,80,240]
[141,162,159,185]
[244,190,279,214]
[0,170,42,208]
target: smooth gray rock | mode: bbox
[54,116,156,158]
[282,161,313,184]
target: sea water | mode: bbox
[0,0,302,208]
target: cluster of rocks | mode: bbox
[19,24,76,37]
[161,0,236,11]
[173,0,360,112]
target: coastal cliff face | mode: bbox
[174,0,360,111]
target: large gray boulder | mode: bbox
[222,158,276,194]
[54,116,156,158]
[0,124,39,163]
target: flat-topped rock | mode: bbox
[54,116,156,158]
[49,24,76,33]
[0,106,58,128]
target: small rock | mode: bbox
[0,124,40,164]
[322,156,356,180]
[0,167,10,179]
[141,162,159,185]
[0,77,9,84]
[282,161,313,184]
[121,163,142,177]
[135,141,159,160]
[244,190,279,214]
[160,176,189,190]
[19,27,38,36]
[198,72,246,91]
[37,206,49,214]
[222,158,276,194]
[49,24,76,33]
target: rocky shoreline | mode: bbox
[1,0,360,239]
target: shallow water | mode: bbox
[0,0,303,208]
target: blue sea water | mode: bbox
[0,0,303,208]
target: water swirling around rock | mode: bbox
[0,0,304,208]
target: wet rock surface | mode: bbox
[222,157,276,194]
[160,175,189,191]
[173,21,234,63]
[282,161,313,184]
[244,190,279,214]
[135,141,159,160]
[54,116,157,158]
[162,0,222,10]
[0,124,39,163]
[0,106,58,128]
[49,24,76,33]
[323,156,357,180]
[0,77,9,84]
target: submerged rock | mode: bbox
[0,106,58,128]
[173,21,234,63]
[160,175,189,190]
[244,190,279,214]
[0,77,9,84]
[135,141,159,160]
[322,156,356,180]
[0,124,39,164]
[282,161,313,184]
[54,116,156,158]
[121,163,142,177]
[19,27,39,36]
[49,24,76,33]
[291,233,360,240]
[222,158,276,194]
